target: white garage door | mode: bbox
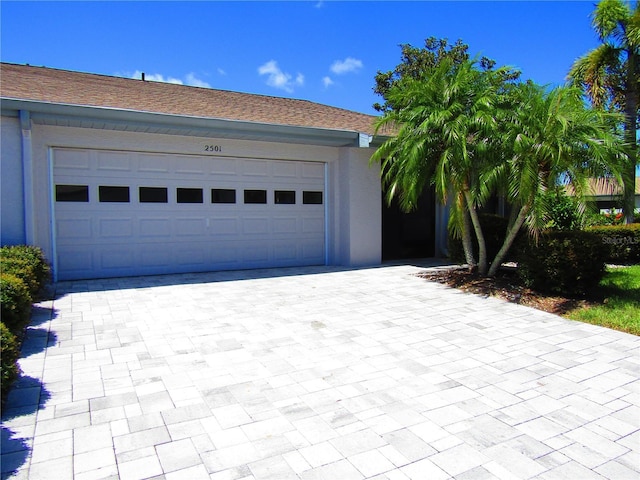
[52,148,326,280]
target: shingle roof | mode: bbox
[566,177,640,196]
[1,63,379,135]
[588,177,640,196]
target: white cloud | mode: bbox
[330,57,363,75]
[185,73,211,88]
[217,68,227,76]
[131,71,184,84]
[127,70,211,88]
[258,60,304,93]
[322,76,334,88]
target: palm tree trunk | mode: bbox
[463,189,488,275]
[487,206,528,277]
[623,48,638,224]
[461,207,476,269]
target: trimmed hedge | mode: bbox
[516,230,609,296]
[0,273,32,334]
[0,245,51,299]
[1,322,21,400]
[0,245,51,403]
[587,224,640,264]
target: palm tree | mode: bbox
[371,58,508,275]
[569,0,639,223]
[371,59,626,277]
[487,83,626,276]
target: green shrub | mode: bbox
[516,230,608,296]
[587,224,640,264]
[585,211,626,226]
[448,214,517,265]
[1,322,21,401]
[0,274,32,335]
[0,245,50,299]
[0,257,40,299]
[545,189,585,231]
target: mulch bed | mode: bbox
[417,266,592,316]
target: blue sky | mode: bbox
[2,1,600,115]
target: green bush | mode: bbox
[587,224,640,264]
[0,245,50,299]
[448,214,517,265]
[545,189,585,231]
[516,230,608,296]
[585,211,628,226]
[0,257,40,299]
[1,322,21,401]
[0,274,32,335]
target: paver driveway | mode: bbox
[2,263,639,480]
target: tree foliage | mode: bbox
[372,37,516,113]
[372,38,627,277]
[568,0,639,224]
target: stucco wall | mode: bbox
[4,121,381,275]
[337,147,382,266]
[0,116,26,245]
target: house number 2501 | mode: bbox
[205,145,222,152]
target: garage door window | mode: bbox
[99,186,130,203]
[211,189,236,204]
[56,185,89,202]
[303,191,323,204]
[177,188,203,203]
[139,187,168,203]
[244,189,267,204]
[275,190,296,204]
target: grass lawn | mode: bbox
[565,265,640,335]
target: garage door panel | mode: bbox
[54,149,91,171]
[141,248,171,267]
[139,218,172,237]
[99,218,133,237]
[242,218,269,235]
[58,247,94,272]
[302,217,324,234]
[272,217,298,234]
[56,218,93,240]
[210,218,239,235]
[302,241,325,261]
[210,158,239,176]
[243,160,269,176]
[175,218,207,236]
[273,243,299,261]
[243,244,270,263]
[97,151,132,172]
[175,247,207,266]
[139,154,171,173]
[53,148,325,280]
[273,161,298,178]
[210,244,241,264]
[302,163,324,179]
[175,156,205,175]
[100,249,134,269]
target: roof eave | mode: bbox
[1,98,378,148]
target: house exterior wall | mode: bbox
[336,147,382,266]
[0,119,382,277]
[0,116,26,245]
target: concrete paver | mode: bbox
[2,263,639,479]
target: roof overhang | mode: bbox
[1,98,383,148]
